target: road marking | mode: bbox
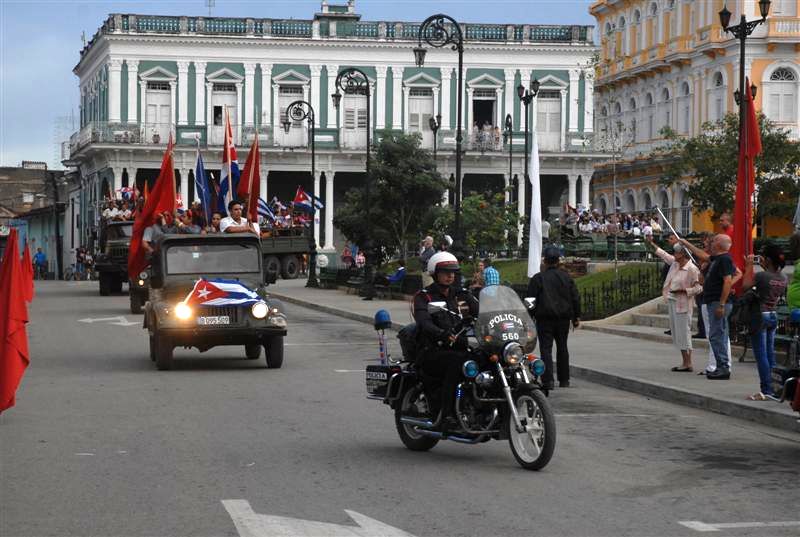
[74,453,95,456]
[334,369,366,373]
[284,343,374,347]
[679,520,800,532]
[222,499,415,537]
[78,316,138,326]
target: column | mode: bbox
[440,67,451,130]
[169,81,177,135]
[520,70,531,133]
[494,88,502,128]
[392,66,404,129]
[139,80,148,133]
[402,86,410,133]
[272,83,280,143]
[568,174,578,208]
[583,69,594,133]
[260,63,272,129]
[326,64,339,129]
[560,89,567,151]
[310,64,322,128]
[244,62,256,126]
[313,170,322,249]
[194,61,206,125]
[127,60,139,123]
[193,163,201,203]
[432,87,440,121]
[504,68,515,125]
[235,82,243,142]
[517,176,526,247]
[206,82,213,142]
[111,166,123,198]
[568,69,580,132]
[375,66,387,130]
[324,171,335,251]
[581,175,591,208]
[302,84,310,146]
[466,87,474,134]
[108,58,123,123]
[180,169,189,206]
[504,173,510,204]
[177,60,190,125]
[259,164,268,202]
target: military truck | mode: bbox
[143,233,286,371]
[261,229,313,280]
[95,221,133,296]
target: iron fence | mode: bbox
[578,263,662,321]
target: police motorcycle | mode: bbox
[366,285,556,471]
[772,309,800,419]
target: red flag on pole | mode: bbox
[0,228,30,413]
[21,241,34,302]
[238,133,261,223]
[730,78,762,286]
[128,134,177,280]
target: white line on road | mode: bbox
[679,520,800,532]
[78,316,138,326]
[334,369,366,373]
[284,343,374,347]
[74,453,95,456]
[222,499,415,537]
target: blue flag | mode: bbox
[194,144,212,225]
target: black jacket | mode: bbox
[526,267,581,321]
[413,283,479,350]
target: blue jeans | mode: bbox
[707,301,732,370]
[751,311,778,395]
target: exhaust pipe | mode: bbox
[413,429,483,445]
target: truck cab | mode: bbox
[95,220,133,296]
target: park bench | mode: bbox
[319,267,339,289]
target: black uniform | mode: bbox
[413,283,479,418]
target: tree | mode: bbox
[653,113,800,221]
[333,133,448,263]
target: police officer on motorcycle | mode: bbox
[413,252,479,429]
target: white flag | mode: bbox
[793,193,800,228]
[527,130,542,278]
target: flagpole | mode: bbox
[655,206,696,265]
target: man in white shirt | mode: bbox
[220,200,258,234]
[541,219,551,240]
[102,201,119,220]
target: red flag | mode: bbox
[730,78,762,287]
[21,241,34,302]
[128,135,177,280]
[0,228,30,412]
[238,133,261,222]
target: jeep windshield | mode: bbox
[165,243,260,275]
[107,223,133,239]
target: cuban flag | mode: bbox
[218,109,240,215]
[183,278,261,307]
[293,186,324,213]
[257,197,275,222]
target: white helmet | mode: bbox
[427,251,460,276]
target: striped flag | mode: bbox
[257,197,275,222]
[183,278,261,307]
[194,142,212,225]
[218,109,240,215]
[293,186,324,212]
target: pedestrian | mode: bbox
[526,245,581,389]
[419,236,435,287]
[483,258,500,287]
[32,248,47,280]
[742,245,787,401]
[541,218,551,244]
[646,237,702,372]
[701,234,738,380]
[469,260,485,296]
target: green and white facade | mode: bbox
[69,1,599,250]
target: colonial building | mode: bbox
[66,1,599,252]
[590,0,800,235]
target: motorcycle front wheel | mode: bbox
[395,386,439,452]
[508,388,556,471]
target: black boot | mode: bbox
[706,368,730,380]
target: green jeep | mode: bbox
[95,221,132,296]
[143,233,286,371]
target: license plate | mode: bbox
[197,315,230,325]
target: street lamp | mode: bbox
[517,79,540,183]
[416,13,465,258]
[719,0,770,256]
[429,113,442,163]
[503,113,513,195]
[284,100,319,288]
[332,67,374,299]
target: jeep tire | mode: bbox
[130,291,144,314]
[245,344,261,360]
[99,272,112,296]
[154,335,174,370]
[264,336,284,369]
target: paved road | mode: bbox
[2,281,799,537]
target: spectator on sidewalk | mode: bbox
[420,236,436,288]
[701,234,738,380]
[742,245,787,401]
[526,245,581,389]
[718,212,734,240]
[541,219,551,244]
[647,237,703,372]
[469,260,485,296]
[375,260,406,287]
[483,258,500,287]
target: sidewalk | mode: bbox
[268,278,800,433]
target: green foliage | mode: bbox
[653,113,800,220]
[333,132,448,263]
[460,192,519,257]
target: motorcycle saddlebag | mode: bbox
[366,364,401,398]
[397,323,419,363]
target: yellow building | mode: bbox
[589,0,800,236]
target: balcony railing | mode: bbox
[82,14,593,58]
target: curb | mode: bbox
[272,290,799,434]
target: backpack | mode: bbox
[729,289,763,335]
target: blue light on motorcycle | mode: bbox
[530,358,546,377]
[373,309,392,331]
[462,360,479,378]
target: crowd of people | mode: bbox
[561,208,665,237]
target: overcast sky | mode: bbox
[0,0,595,169]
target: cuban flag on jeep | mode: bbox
[183,278,260,307]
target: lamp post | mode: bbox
[517,79,540,183]
[719,0,770,256]
[503,113,513,196]
[332,67,375,299]
[429,113,442,163]
[283,100,319,288]
[415,13,464,258]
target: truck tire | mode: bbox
[264,336,284,369]
[245,344,261,360]
[281,255,300,280]
[130,291,143,314]
[112,275,123,294]
[154,335,174,371]
[264,256,281,279]
[99,272,112,296]
[149,334,157,362]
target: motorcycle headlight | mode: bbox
[174,302,192,320]
[138,271,149,280]
[251,301,269,319]
[462,360,479,378]
[502,343,524,366]
[530,358,546,377]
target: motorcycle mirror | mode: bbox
[523,297,536,310]
[427,301,448,314]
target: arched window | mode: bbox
[645,92,655,140]
[765,65,799,126]
[679,81,691,134]
[771,67,797,81]
[773,0,798,17]
[629,97,638,141]
[642,190,653,210]
[619,16,627,56]
[708,71,726,122]
[679,188,691,234]
[661,87,672,130]
[633,10,643,52]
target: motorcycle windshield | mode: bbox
[475,285,536,352]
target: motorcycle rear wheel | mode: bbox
[395,386,439,452]
[508,388,556,471]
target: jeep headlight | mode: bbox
[174,302,192,320]
[251,301,268,319]
[502,342,524,366]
